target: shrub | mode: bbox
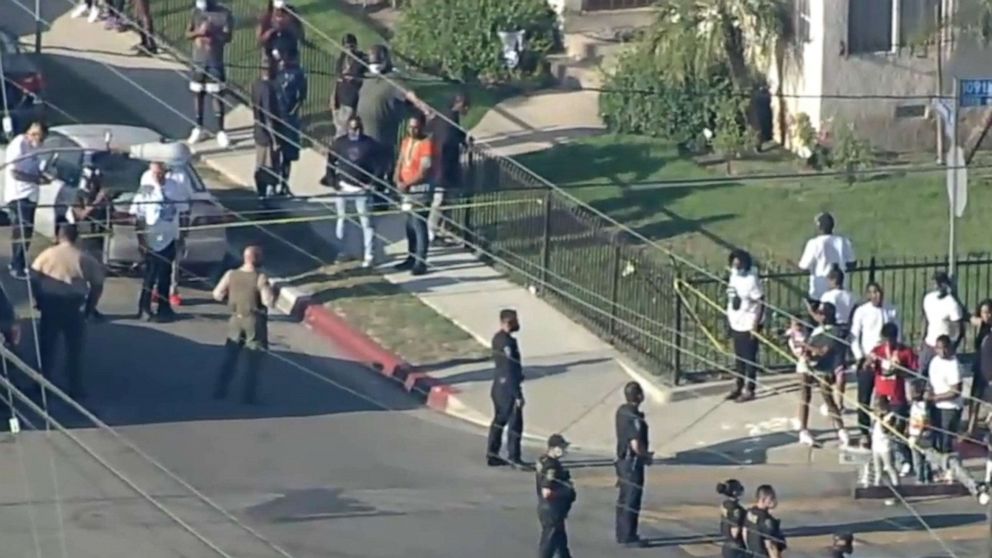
[830,123,874,184]
[711,98,757,174]
[393,0,559,82]
[598,45,732,151]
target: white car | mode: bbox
[0,124,229,274]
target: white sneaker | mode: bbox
[900,462,912,477]
[87,6,101,23]
[187,126,203,145]
[798,429,815,446]
[837,429,851,447]
[71,3,88,18]
[362,256,375,269]
[819,403,829,417]
[216,130,230,149]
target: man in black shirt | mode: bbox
[251,65,282,199]
[486,309,525,468]
[427,93,470,246]
[805,301,849,445]
[274,52,308,195]
[535,434,575,558]
[325,116,382,267]
[615,381,651,547]
[332,34,366,138]
[743,485,786,558]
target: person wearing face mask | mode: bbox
[257,0,304,75]
[535,434,575,558]
[615,381,652,547]
[920,272,964,379]
[325,115,382,268]
[186,0,234,148]
[129,161,191,322]
[487,309,525,468]
[212,245,277,405]
[829,532,854,558]
[4,122,49,280]
[332,34,366,139]
[356,44,429,205]
[393,113,435,275]
[743,485,786,558]
[427,93,471,246]
[725,249,764,402]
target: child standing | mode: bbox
[871,396,900,487]
[908,383,933,484]
[788,317,815,446]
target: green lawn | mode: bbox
[517,134,990,267]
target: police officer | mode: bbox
[211,245,277,405]
[830,532,853,558]
[743,484,786,558]
[486,308,525,468]
[30,224,105,400]
[535,434,575,558]
[615,381,652,547]
[717,479,746,558]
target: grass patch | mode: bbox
[516,134,992,266]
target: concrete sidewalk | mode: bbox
[18,6,875,466]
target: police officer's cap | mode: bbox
[623,381,643,402]
[547,433,570,449]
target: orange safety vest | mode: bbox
[397,136,435,185]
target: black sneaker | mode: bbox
[724,390,741,401]
[156,307,177,322]
[411,265,428,276]
[8,266,26,280]
[486,455,507,467]
[394,258,415,271]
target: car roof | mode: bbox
[50,124,164,152]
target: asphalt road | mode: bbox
[0,222,978,558]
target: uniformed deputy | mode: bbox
[211,245,277,405]
[830,532,853,558]
[743,484,786,558]
[486,308,525,468]
[30,224,105,400]
[535,433,576,558]
[717,479,746,558]
[615,381,652,547]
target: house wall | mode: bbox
[767,0,825,149]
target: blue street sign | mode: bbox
[959,79,992,107]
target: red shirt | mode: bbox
[870,343,917,405]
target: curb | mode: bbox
[273,279,461,412]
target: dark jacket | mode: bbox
[251,77,281,147]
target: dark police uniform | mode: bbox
[487,329,523,463]
[535,454,575,558]
[744,506,786,558]
[212,268,272,404]
[720,499,746,558]
[615,401,649,544]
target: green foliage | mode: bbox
[598,44,732,149]
[393,0,559,82]
[792,112,829,169]
[831,123,874,184]
[711,98,756,173]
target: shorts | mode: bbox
[190,65,226,93]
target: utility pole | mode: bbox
[936,2,944,164]
[949,77,960,279]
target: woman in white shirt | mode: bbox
[928,335,964,462]
[725,249,764,403]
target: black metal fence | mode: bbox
[144,0,992,386]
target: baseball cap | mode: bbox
[547,434,570,449]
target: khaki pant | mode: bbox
[227,314,268,350]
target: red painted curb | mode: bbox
[302,304,459,411]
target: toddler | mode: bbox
[908,382,933,484]
[871,396,900,487]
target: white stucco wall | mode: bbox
[775,0,992,152]
[767,0,825,148]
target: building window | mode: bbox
[898,0,940,46]
[848,0,894,53]
[794,0,812,43]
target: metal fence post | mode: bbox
[673,268,684,386]
[608,242,622,341]
[868,256,877,284]
[539,189,553,293]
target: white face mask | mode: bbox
[549,446,566,459]
[195,0,208,10]
[347,130,360,141]
[368,63,384,75]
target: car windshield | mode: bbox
[38,132,207,193]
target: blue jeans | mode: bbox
[8,199,35,272]
[405,209,428,267]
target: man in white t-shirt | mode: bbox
[850,281,899,441]
[4,122,49,279]
[920,272,964,377]
[129,161,191,321]
[725,249,764,403]
[928,335,963,466]
[797,212,855,303]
